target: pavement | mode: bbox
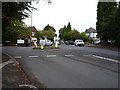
[2,53,45,89]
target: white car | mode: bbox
[74,39,84,46]
[0,41,3,47]
[45,40,53,46]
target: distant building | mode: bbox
[29,26,37,36]
[85,27,97,40]
[29,26,38,42]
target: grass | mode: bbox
[33,46,60,49]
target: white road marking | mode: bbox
[13,56,22,59]
[65,55,74,57]
[83,55,91,56]
[9,55,19,65]
[0,59,14,69]
[92,55,120,64]
[19,84,37,88]
[29,56,39,58]
[47,55,56,57]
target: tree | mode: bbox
[67,29,80,41]
[80,32,92,43]
[66,22,72,32]
[44,24,56,32]
[3,21,31,43]
[59,22,72,41]
[59,25,67,40]
[96,1,117,44]
[2,1,52,43]
[107,1,120,45]
[35,31,42,40]
[42,30,55,40]
[2,2,34,43]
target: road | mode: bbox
[2,45,119,88]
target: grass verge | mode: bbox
[33,46,60,49]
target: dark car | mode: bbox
[65,40,74,45]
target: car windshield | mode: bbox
[79,40,83,42]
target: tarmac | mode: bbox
[2,53,46,90]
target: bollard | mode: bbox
[41,45,44,49]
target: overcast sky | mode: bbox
[23,0,100,34]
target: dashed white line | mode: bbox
[92,55,120,64]
[29,56,39,58]
[19,84,37,88]
[83,55,91,56]
[46,55,56,57]
[13,56,22,59]
[65,55,74,57]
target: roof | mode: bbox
[29,26,37,32]
[85,27,97,33]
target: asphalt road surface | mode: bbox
[2,45,119,88]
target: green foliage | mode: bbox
[67,30,80,41]
[44,24,56,32]
[59,22,72,41]
[42,30,55,40]
[80,32,92,42]
[35,31,42,40]
[66,22,71,32]
[2,21,31,43]
[2,2,34,43]
[96,1,119,45]
[42,24,56,40]
[59,25,67,40]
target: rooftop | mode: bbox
[85,27,97,33]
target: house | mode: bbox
[29,26,37,37]
[85,27,98,40]
[29,26,38,42]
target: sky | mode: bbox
[23,0,99,34]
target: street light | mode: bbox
[30,10,33,46]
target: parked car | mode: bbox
[0,41,3,47]
[65,40,74,45]
[45,40,53,46]
[93,41,101,45]
[74,39,84,46]
[17,39,25,46]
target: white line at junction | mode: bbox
[29,56,39,58]
[0,59,14,69]
[65,55,74,57]
[92,55,120,64]
[83,55,91,56]
[47,55,56,57]
[13,56,22,59]
[19,84,37,88]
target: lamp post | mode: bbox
[31,11,32,37]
